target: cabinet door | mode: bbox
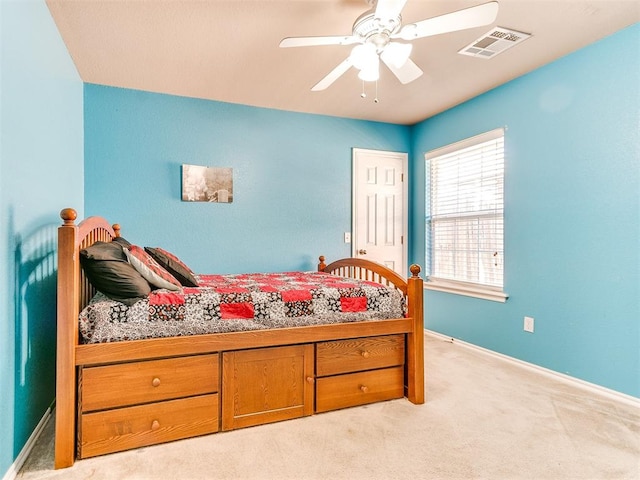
[222,344,314,431]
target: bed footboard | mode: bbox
[319,256,424,404]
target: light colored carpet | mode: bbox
[18,334,640,480]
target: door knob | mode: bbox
[358,249,367,255]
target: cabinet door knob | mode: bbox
[152,377,161,387]
[361,350,370,358]
[360,385,369,393]
[358,249,367,255]
[306,376,315,384]
[151,420,160,431]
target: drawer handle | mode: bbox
[360,385,369,393]
[152,377,161,387]
[151,420,160,431]
[306,376,315,384]
[361,350,370,358]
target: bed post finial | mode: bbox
[409,264,421,278]
[112,224,121,238]
[318,256,326,272]
[60,208,77,225]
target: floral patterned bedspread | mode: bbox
[79,271,406,344]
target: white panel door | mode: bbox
[353,148,408,277]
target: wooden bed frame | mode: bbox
[55,208,424,468]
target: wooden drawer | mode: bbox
[79,393,218,459]
[316,334,404,377]
[81,354,219,412]
[316,366,404,413]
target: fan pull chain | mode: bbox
[359,80,380,103]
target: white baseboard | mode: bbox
[2,407,52,480]
[426,330,640,409]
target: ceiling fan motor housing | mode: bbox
[353,9,402,50]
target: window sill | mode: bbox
[424,278,509,303]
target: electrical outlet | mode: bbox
[524,316,534,333]
[344,232,351,244]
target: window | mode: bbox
[425,128,507,302]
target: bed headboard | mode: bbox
[56,208,119,468]
[58,208,120,313]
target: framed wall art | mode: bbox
[182,164,233,203]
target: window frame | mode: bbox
[424,128,508,303]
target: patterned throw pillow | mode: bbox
[144,246,199,287]
[124,245,182,291]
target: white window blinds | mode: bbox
[426,128,505,289]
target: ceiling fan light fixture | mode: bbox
[357,52,380,82]
[349,43,378,71]
[358,65,380,82]
[380,42,412,68]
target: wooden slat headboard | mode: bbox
[55,208,118,468]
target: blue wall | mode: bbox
[84,85,410,274]
[2,7,638,478]
[0,0,84,475]
[410,24,640,397]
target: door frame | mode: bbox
[352,148,409,278]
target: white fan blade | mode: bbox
[395,1,499,40]
[280,35,359,48]
[381,56,423,84]
[375,0,408,23]
[311,58,352,91]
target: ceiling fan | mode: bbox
[279,0,499,91]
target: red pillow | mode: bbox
[124,245,181,291]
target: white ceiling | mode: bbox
[46,0,639,125]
